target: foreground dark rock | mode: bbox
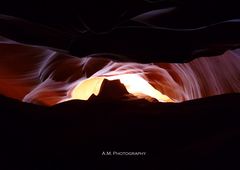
[0,93,240,169]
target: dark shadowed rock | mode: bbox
[88,79,133,101]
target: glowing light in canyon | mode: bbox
[70,74,173,102]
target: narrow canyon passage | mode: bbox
[0,36,239,106]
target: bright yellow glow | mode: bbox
[71,77,104,100]
[71,74,173,102]
[105,74,173,102]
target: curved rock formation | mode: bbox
[0,36,239,106]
